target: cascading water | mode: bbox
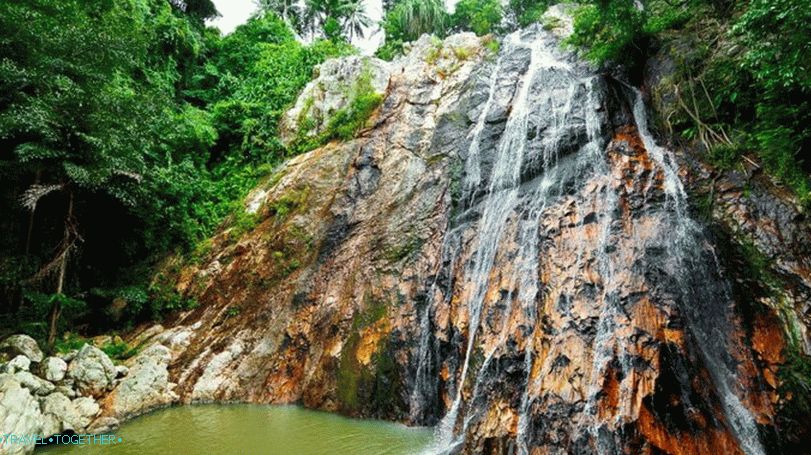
[411,24,767,455]
[629,90,766,455]
[417,27,616,453]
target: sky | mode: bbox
[207,0,383,54]
[209,0,257,35]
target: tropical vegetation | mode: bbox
[0,0,807,362]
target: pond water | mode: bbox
[40,404,434,455]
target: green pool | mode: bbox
[40,404,434,455]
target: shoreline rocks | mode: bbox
[0,335,43,363]
[0,335,122,455]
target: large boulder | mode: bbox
[66,345,116,397]
[0,335,43,363]
[2,355,31,374]
[72,396,101,428]
[14,371,55,396]
[0,374,43,455]
[39,392,83,435]
[99,344,177,420]
[38,356,67,382]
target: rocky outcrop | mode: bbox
[113,23,811,455]
[0,336,122,455]
[279,56,392,145]
[642,24,811,358]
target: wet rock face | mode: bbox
[123,25,805,455]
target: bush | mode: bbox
[566,1,645,65]
[508,0,549,27]
[451,0,504,36]
[100,340,140,361]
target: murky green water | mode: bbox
[40,404,434,455]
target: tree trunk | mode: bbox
[23,169,42,256]
[47,190,73,352]
[15,169,42,312]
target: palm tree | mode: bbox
[256,0,303,35]
[302,0,372,41]
[302,0,334,39]
[384,0,449,42]
[340,0,373,41]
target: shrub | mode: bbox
[451,0,504,36]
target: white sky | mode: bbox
[209,0,257,35]
[208,0,383,54]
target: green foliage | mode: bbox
[0,2,357,340]
[291,64,384,151]
[298,0,373,41]
[566,1,644,65]
[566,0,690,66]
[451,0,504,36]
[205,16,353,163]
[146,282,199,319]
[19,292,87,342]
[0,0,208,207]
[508,0,550,27]
[376,0,450,59]
[566,0,810,204]
[268,187,311,220]
[256,0,303,33]
[707,143,745,171]
[732,0,811,93]
[54,333,88,354]
[170,0,220,24]
[100,339,140,361]
[53,333,139,360]
[777,344,811,448]
[484,36,501,55]
[271,250,302,275]
[323,90,384,141]
[229,209,261,241]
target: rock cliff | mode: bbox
[49,21,809,455]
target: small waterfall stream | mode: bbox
[629,91,766,455]
[411,25,766,455]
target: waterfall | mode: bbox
[411,24,766,455]
[629,91,766,455]
[421,27,610,453]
